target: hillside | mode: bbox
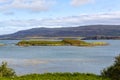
[0,25,120,39]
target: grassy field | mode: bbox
[0,73,110,80]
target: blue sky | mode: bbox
[0,0,120,35]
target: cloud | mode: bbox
[3,12,14,15]
[0,0,8,3]
[71,0,95,6]
[1,12,120,35]
[0,0,55,12]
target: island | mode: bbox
[16,39,109,47]
[0,43,5,46]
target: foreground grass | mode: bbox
[0,73,110,80]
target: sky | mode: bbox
[0,0,120,35]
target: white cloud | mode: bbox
[3,11,14,15]
[1,12,120,35]
[71,0,95,6]
[0,0,55,12]
[0,0,8,3]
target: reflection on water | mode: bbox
[0,40,120,75]
[0,58,105,65]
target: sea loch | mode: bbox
[0,40,120,75]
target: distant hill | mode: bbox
[0,25,120,39]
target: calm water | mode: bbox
[0,40,120,75]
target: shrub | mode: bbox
[0,62,16,78]
[101,54,120,80]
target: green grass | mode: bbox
[62,39,91,46]
[17,39,108,47]
[0,73,110,80]
[16,40,65,46]
[16,39,91,46]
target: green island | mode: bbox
[16,39,109,47]
[0,43,5,46]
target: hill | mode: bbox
[0,25,120,39]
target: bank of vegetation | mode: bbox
[1,54,120,80]
[16,39,108,47]
[0,73,110,80]
[0,62,109,80]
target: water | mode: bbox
[0,40,120,75]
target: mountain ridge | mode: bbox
[0,25,120,39]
